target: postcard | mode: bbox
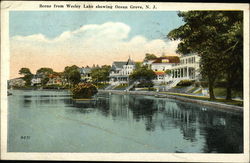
[1,1,249,162]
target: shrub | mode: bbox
[177,80,195,87]
[71,83,98,99]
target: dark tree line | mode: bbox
[167,11,243,100]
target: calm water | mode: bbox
[8,90,243,153]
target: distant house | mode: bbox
[31,74,42,86]
[79,67,92,82]
[46,74,63,85]
[109,57,135,85]
[8,78,26,88]
[143,56,180,84]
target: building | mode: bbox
[79,66,92,82]
[143,56,180,84]
[170,53,201,80]
[8,78,26,88]
[46,74,63,85]
[31,74,42,86]
[109,57,135,85]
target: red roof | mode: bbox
[152,56,180,64]
[154,71,165,75]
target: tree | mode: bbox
[36,67,54,75]
[19,68,33,86]
[167,11,243,100]
[19,68,32,76]
[63,65,80,86]
[144,53,157,61]
[68,70,81,85]
[91,65,111,83]
[130,65,156,90]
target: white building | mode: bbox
[143,56,180,84]
[8,78,26,88]
[109,57,135,85]
[31,75,42,86]
[170,53,201,80]
[79,67,92,82]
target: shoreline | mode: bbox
[98,90,243,112]
[9,88,243,112]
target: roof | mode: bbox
[152,56,180,64]
[79,67,91,74]
[154,71,166,75]
[126,57,135,65]
[111,57,135,71]
[111,62,127,70]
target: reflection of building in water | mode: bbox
[108,94,132,120]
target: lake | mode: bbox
[7,90,243,153]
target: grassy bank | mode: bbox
[163,92,243,107]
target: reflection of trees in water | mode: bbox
[201,113,243,153]
[128,96,158,131]
[108,94,132,121]
[62,93,243,152]
[96,96,110,117]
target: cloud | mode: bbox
[10,21,179,79]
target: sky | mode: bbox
[9,11,184,79]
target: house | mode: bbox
[31,74,43,86]
[170,53,201,80]
[143,56,180,84]
[109,57,135,85]
[46,74,63,85]
[8,78,26,88]
[79,66,92,82]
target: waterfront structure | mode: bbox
[143,54,200,84]
[109,57,135,85]
[79,66,92,82]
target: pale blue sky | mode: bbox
[10,11,184,78]
[10,11,184,40]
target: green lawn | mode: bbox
[114,84,128,90]
[163,92,243,107]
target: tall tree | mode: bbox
[130,65,156,90]
[36,67,54,75]
[19,67,33,86]
[167,11,243,100]
[144,53,157,61]
[63,65,80,86]
[91,65,111,83]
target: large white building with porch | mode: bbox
[142,53,201,85]
[109,57,135,85]
[170,53,201,80]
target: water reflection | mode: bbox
[8,90,243,153]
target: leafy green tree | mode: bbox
[130,65,156,90]
[19,68,32,75]
[63,65,80,86]
[91,65,111,83]
[36,67,54,75]
[69,70,81,85]
[167,11,243,100]
[144,53,157,61]
[41,77,49,85]
[19,67,33,86]
[36,67,54,86]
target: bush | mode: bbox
[71,83,98,99]
[177,80,195,87]
[136,80,154,88]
